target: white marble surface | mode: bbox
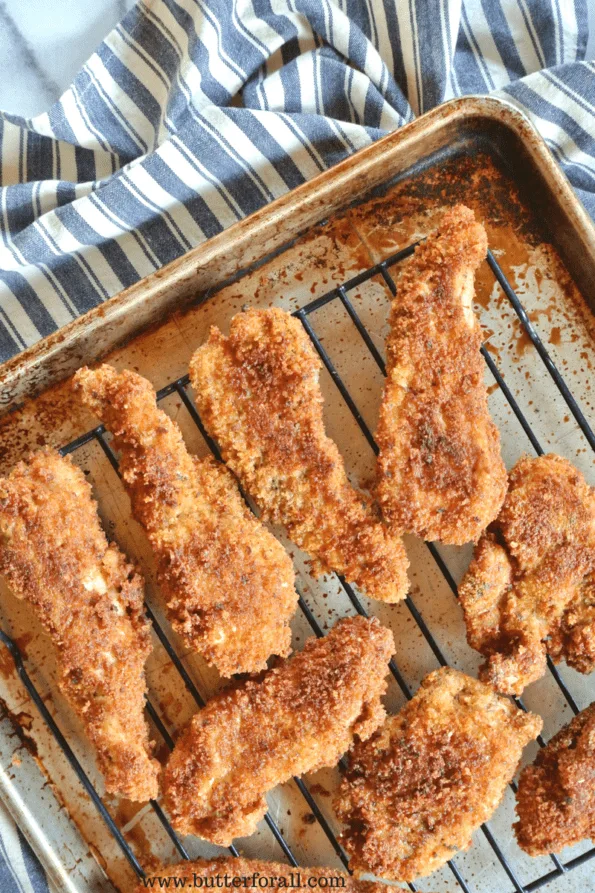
[0,0,136,117]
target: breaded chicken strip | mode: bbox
[335,667,541,882]
[74,365,296,678]
[162,615,394,844]
[515,701,595,855]
[135,857,387,893]
[0,449,158,801]
[190,308,408,603]
[375,205,506,545]
[459,454,595,695]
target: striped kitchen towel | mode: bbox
[0,1,593,892]
[0,0,593,363]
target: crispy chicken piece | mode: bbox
[375,205,506,545]
[459,454,595,695]
[189,307,408,603]
[74,365,297,678]
[335,667,541,882]
[134,857,387,893]
[550,567,595,674]
[162,615,394,844]
[515,701,595,855]
[0,449,158,801]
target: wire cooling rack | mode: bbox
[1,242,594,893]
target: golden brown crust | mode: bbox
[162,615,394,844]
[74,365,297,678]
[189,308,408,603]
[134,857,386,893]
[515,702,595,855]
[548,568,595,674]
[459,454,595,694]
[0,449,159,801]
[335,667,541,882]
[375,205,506,545]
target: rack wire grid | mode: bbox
[1,240,594,893]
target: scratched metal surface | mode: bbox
[0,147,593,893]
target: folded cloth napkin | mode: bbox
[0,0,593,890]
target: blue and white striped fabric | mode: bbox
[0,0,593,889]
[0,0,593,363]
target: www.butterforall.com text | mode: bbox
[141,873,347,889]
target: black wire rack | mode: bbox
[1,241,594,893]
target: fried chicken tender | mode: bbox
[189,307,408,603]
[375,205,506,545]
[335,667,541,882]
[515,701,595,855]
[74,365,297,678]
[0,449,158,801]
[162,615,394,844]
[459,454,595,695]
[134,857,387,893]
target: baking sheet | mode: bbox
[0,136,593,893]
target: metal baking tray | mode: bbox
[0,96,593,893]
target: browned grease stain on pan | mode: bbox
[114,800,161,873]
[0,647,16,681]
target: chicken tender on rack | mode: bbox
[74,365,297,678]
[459,454,595,695]
[189,307,408,603]
[162,615,394,844]
[515,701,595,855]
[135,857,387,893]
[0,449,158,802]
[335,667,541,882]
[375,205,506,545]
